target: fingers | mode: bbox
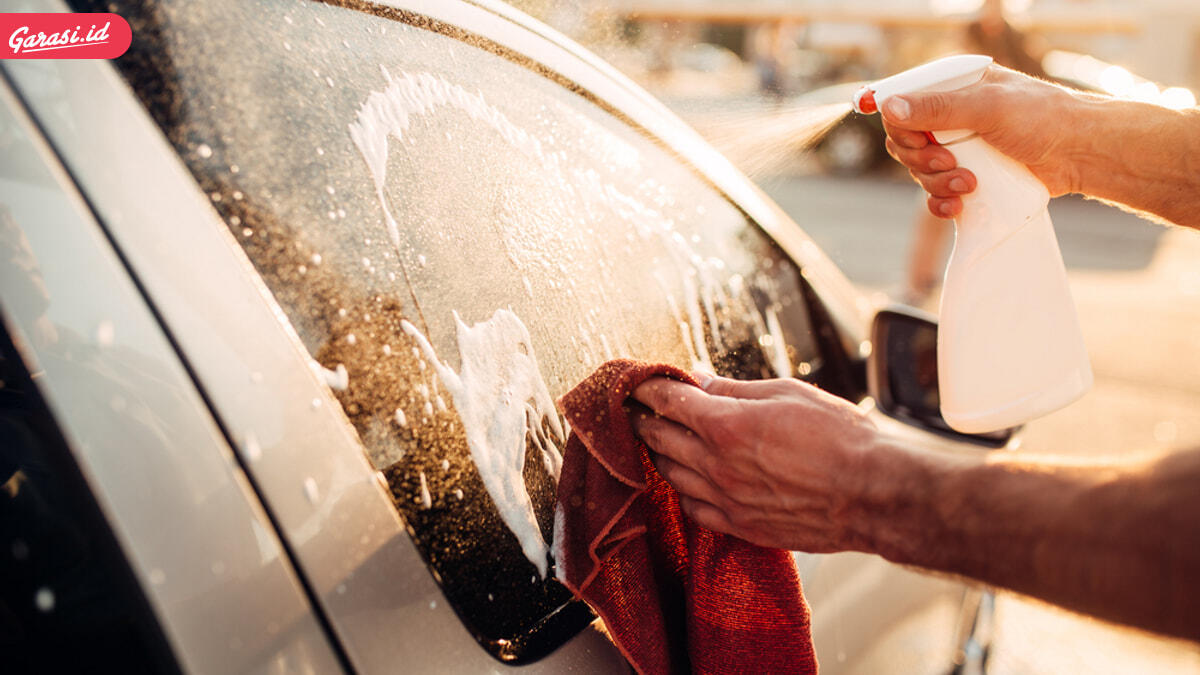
[883,135,955,172]
[881,120,930,153]
[880,87,980,133]
[650,452,725,507]
[883,135,976,218]
[633,411,711,474]
[632,377,714,430]
[678,495,736,536]
[697,374,804,400]
[928,194,964,219]
[908,166,976,199]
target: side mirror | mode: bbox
[868,306,1015,447]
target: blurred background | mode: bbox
[501,0,1200,672]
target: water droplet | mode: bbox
[242,227,253,237]
[303,477,320,504]
[232,190,243,201]
[388,272,396,281]
[229,164,240,174]
[283,15,293,24]
[311,253,322,265]
[34,588,54,612]
[229,215,241,226]
[454,488,464,500]
[341,39,350,49]
[196,143,213,158]
[210,192,222,203]
[311,398,322,409]
[96,320,114,346]
[394,408,407,427]
[346,333,357,345]
[382,344,392,356]
[325,76,334,88]
[282,41,291,51]
[298,264,307,274]
[362,257,371,268]
[338,308,348,318]
[417,254,427,266]
[429,600,437,610]
[487,593,494,601]
[328,211,337,220]
[419,471,431,509]
[441,459,450,471]
[316,147,325,156]
[149,568,166,585]
[436,396,447,413]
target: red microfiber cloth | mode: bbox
[554,359,817,674]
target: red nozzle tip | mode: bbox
[854,88,877,114]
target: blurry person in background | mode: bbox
[752,22,789,100]
[902,0,1048,305]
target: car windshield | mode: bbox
[77,0,842,660]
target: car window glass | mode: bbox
[82,0,828,660]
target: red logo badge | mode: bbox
[2,13,131,59]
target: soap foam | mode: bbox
[401,309,565,577]
[347,68,770,373]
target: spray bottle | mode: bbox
[852,55,1092,433]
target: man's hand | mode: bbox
[631,374,900,553]
[881,66,1084,218]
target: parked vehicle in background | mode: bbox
[1,0,999,671]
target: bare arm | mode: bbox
[871,438,1200,640]
[631,375,1200,641]
[880,66,1200,229]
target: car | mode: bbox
[0,0,1004,672]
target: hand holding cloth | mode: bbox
[554,359,817,674]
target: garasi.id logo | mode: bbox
[2,13,131,59]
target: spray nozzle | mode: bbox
[851,54,994,115]
[852,88,877,115]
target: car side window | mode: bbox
[85,0,833,661]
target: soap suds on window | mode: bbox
[402,309,565,576]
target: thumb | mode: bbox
[882,88,981,132]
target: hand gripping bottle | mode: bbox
[853,55,1092,433]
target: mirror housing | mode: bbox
[868,306,1016,447]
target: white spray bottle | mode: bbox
[852,55,1092,433]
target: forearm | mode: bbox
[861,442,1200,641]
[1067,94,1200,230]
